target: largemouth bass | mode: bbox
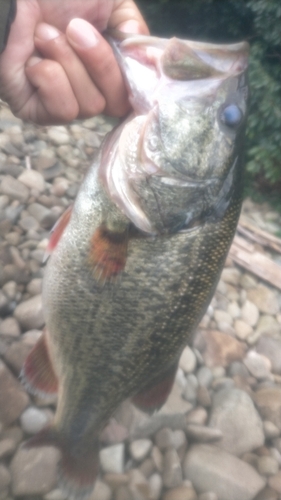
[22,33,249,499]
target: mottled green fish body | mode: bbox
[22,33,249,499]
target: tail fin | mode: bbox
[25,426,99,500]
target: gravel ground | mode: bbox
[1,104,281,500]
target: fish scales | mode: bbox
[22,32,249,499]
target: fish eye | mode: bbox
[221,104,243,127]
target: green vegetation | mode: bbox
[137,0,281,196]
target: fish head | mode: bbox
[102,33,249,234]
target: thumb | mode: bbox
[118,19,149,35]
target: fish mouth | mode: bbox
[101,32,249,234]
[108,30,249,80]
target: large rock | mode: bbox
[194,330,246,368]
[208,388,264,456]
[14,294,44,330]
[10,446,60,496]
[0,360,29,425]
[254,388,281,430]
[184,444,265,500]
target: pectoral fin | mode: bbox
[21,330,58,397]
[89,225,128,283]
[44,205,72,261]
[132,362,178,414]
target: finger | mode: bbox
[66,19,130,117]
[34,23,106,118]
[24,56,79,124]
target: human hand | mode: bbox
[0,0,149,124]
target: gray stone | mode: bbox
[0,175,29,202]
[234,319,253,340]
[20,406,53,434]
[186,407,208,426]
[0,360,29,425]
[148,473,162,500]
[183,374,198,405]
[214,310,233,326]
[162,448,182,488]
[254,388,281,430]
[129,439,153,462]
[0,438,17,459]
[247,285,279,315]
[241,300,259,327]
[18,169,45,192]
[99,443,125,474]
[257,456,279,476]
[128,469,149,500]
[10,445,60,495]
[194,330,246,368]
[0,317,20,337]
[163,484,197,500]
[197,367,213,388]
[89,479,112,500]
[14,294,44,330]
[151,446,163,473]
[47,126,70,145]
[27,278,42,296]
[19,215,40,231]
[186,424,222,443]
[28,203,56,229]
[243,351,272,380]
[199,494,218,500]
[263,421,280,439]
[160,382,192,415]
[0,465,11,492]
[208,388,264,455]
[2,280,17,300]
[4,340,32,375]
[44,488,67,500]
[256,316,281,336]
[184,444,265,500]
[268,471,281,494]
[197,385,211,407]
[155,428,174,450]
[221,268,241,285]
[256,337,281,375]
[179,346,197,373]
[227,301,240,320]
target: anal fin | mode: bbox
[21,329,58,397]
[131,362,178,414]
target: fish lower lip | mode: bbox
[160,177,218,187]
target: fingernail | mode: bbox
[36,23,60,41]
[67,19,99,48]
